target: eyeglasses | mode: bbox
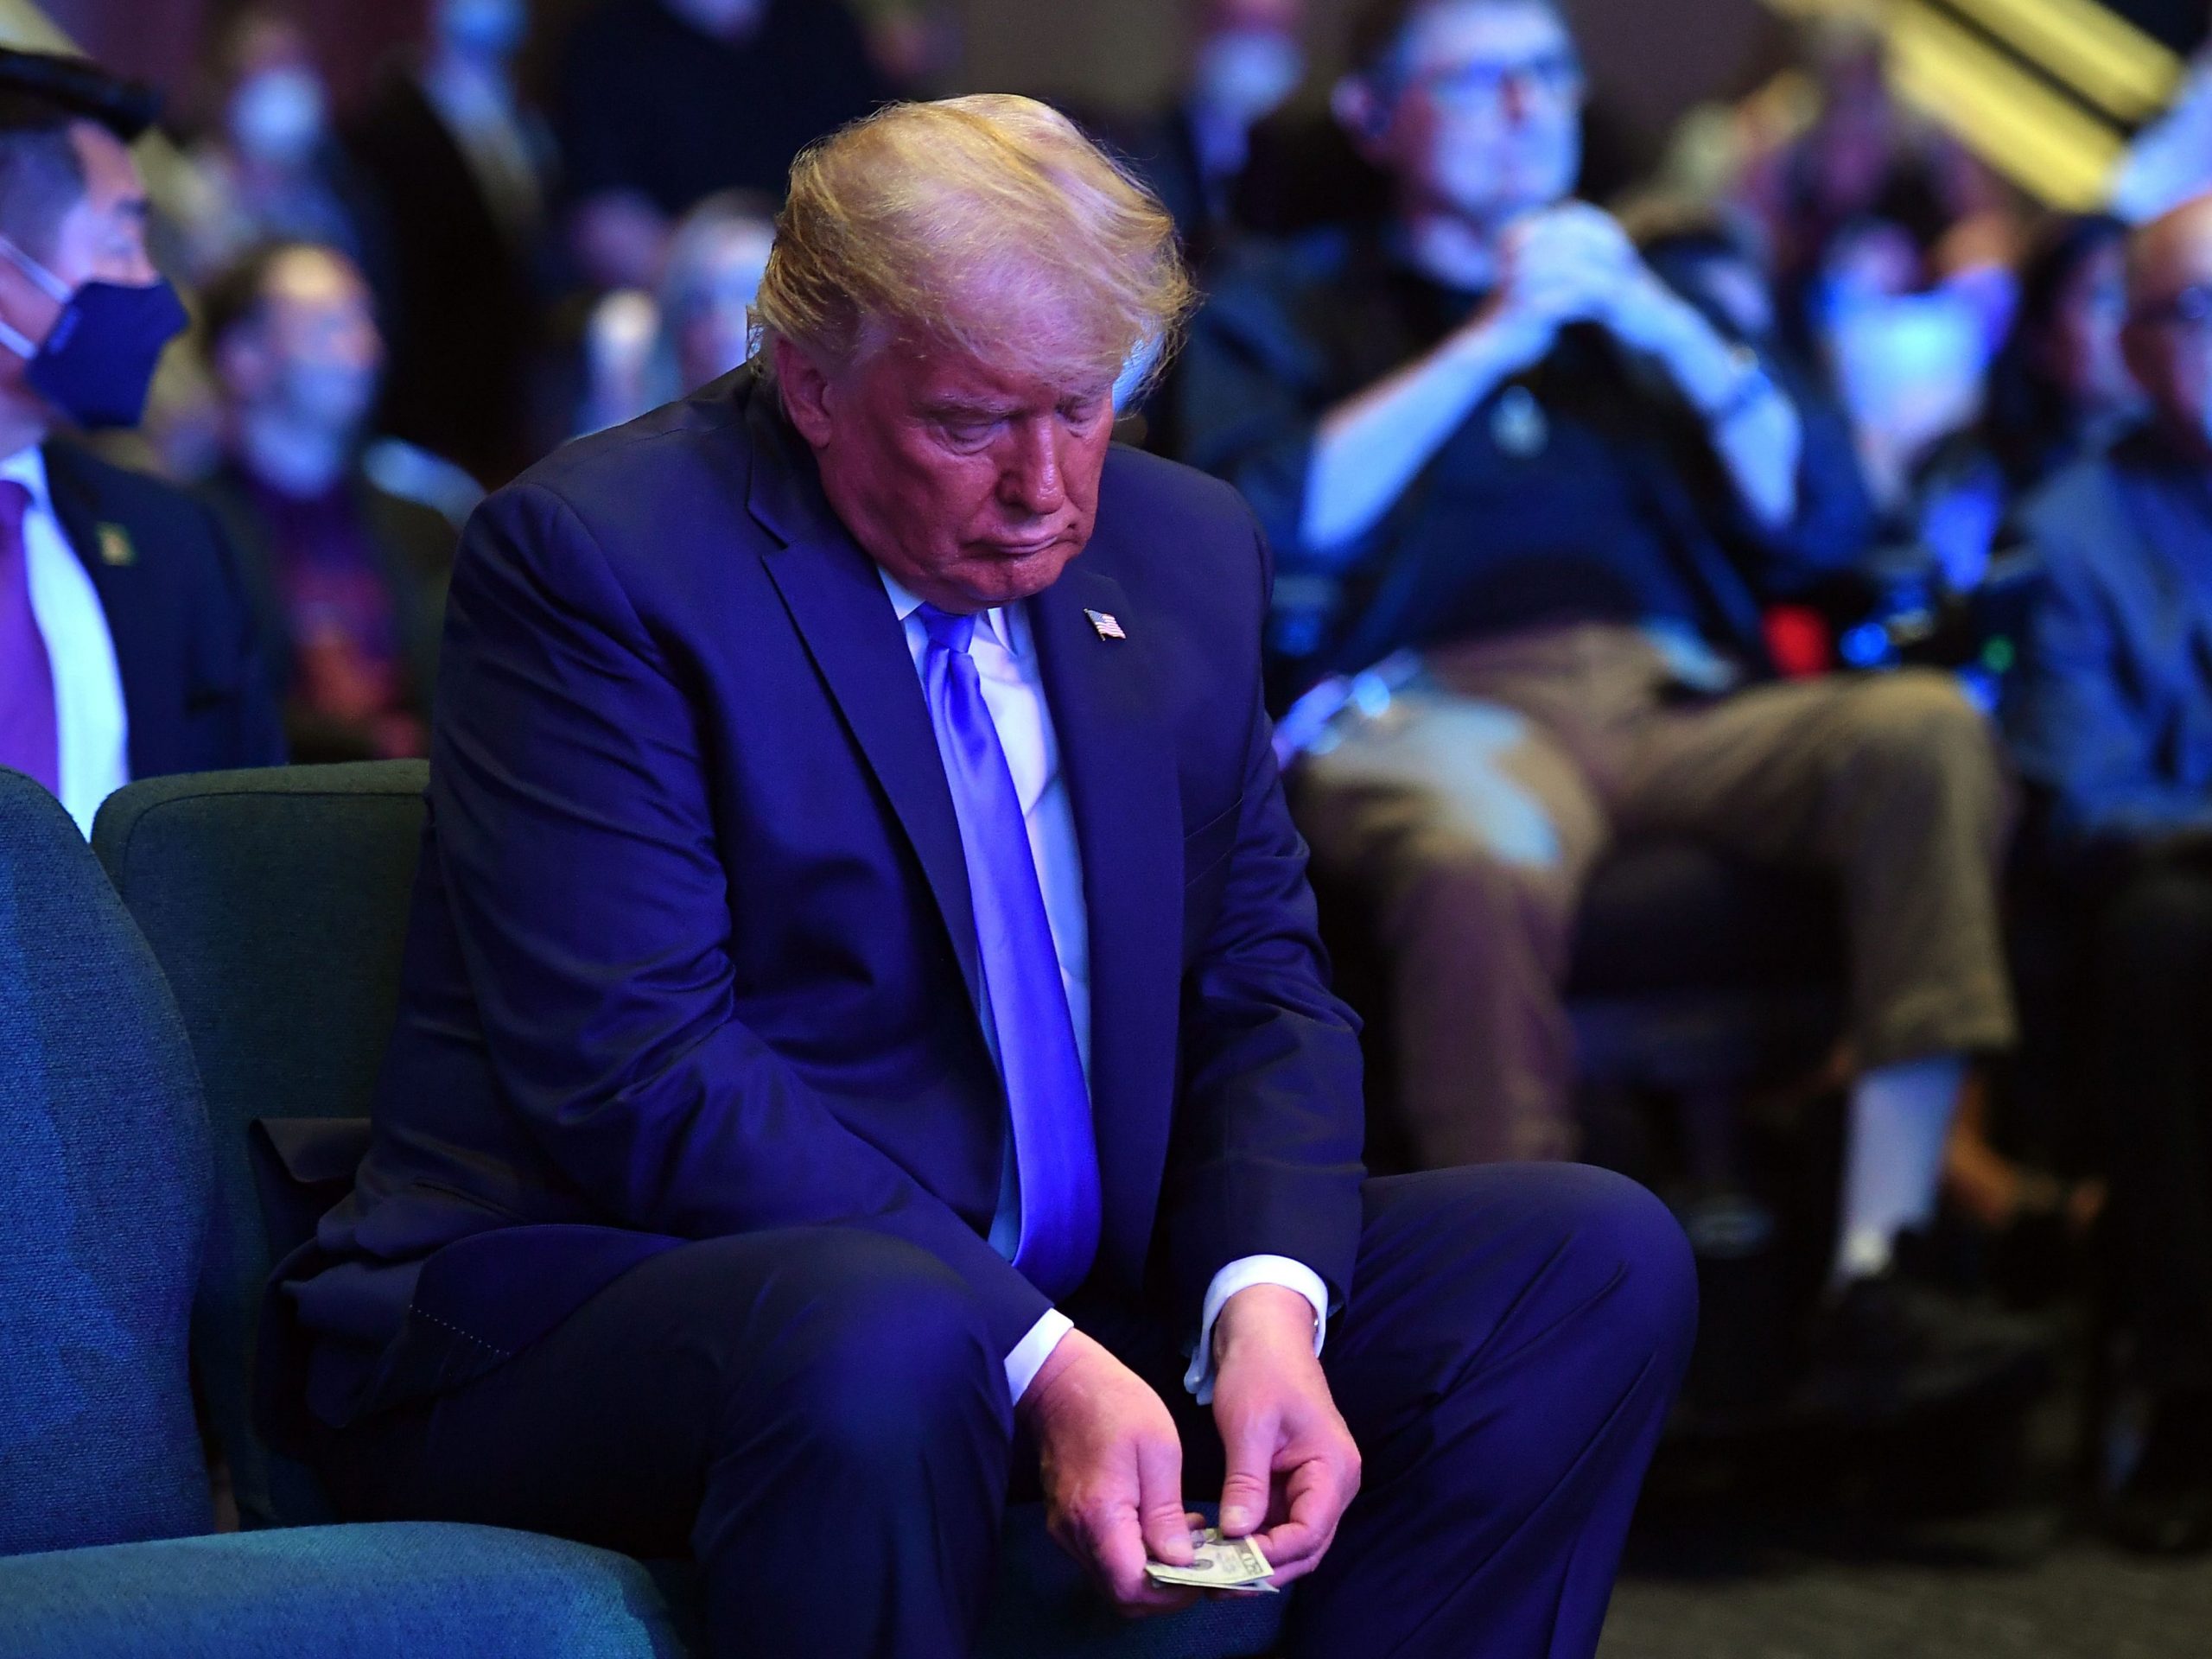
[1409,51,1586,112]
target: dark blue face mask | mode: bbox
[0,235,187,430]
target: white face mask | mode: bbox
[230,67,327,167]
[1192,29,1304,125]
[1825,288,1991,459]
[278,357,380,436]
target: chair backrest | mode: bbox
[0,769,213,1554]
[92,761,429,1530]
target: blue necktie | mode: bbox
[915,603,1100,1301]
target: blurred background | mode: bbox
[11,0,2212,1652]
[47,0,1793,141]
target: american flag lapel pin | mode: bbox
[1085,608,1127,641]
[95,523,136,567]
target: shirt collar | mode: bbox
[0,442,53,516]
[877,564,1020,657]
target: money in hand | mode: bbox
[1144,1526,1276,1592]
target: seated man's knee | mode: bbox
[726,1232,1008,1466]
[1534,1166,1700,1379]
[1847,671,1999,784]
[1388,1165,1699,1377]
[1391,826,1576,951]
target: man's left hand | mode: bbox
[1209,1284,1362,1589]
[1522,203,1722,366]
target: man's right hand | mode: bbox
[1022,1328,1201,1618]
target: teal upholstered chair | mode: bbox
[92,762,1286,1659]
[92,765,425,1534]
[0,766,683,1657]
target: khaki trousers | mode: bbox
[1295,623,2018,1166]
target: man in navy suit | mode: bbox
[280,95,1694,1657]
[0,51,283,833]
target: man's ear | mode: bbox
[1332,74,1392,167]
[774,334,837,448]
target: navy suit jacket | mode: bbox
[281,369,1366,1428]
[41,441,285,781]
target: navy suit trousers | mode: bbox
[314,1164,1695,1658]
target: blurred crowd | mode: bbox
[23,0,2212,1562]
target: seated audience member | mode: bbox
[554,0,889,292]
[1862,225,2133,1255]
[2007,194,2212,1554]
[1733,16,1997,348]
[1915,214,2138,598]
[1177,0,2024,1406]
[349,0,550,487]
[268,96,1696,1659]
[173,8,383,292]
[0,49,282,833]
[195,243,453,764]
[1805,212,2017,515]
[658,194,774,393]
[1116,0,1308,269]
[575,192,776,434]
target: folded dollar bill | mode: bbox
[1143,1527,1276,1592]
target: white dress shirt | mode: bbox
[880,569,1328,1405]
[3,445,128,837]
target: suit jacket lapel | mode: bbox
[2111,450,2212,698]
[744,393,988,1026]
[742,378,1185,1287]
[42,442,161,776]
[1029,553,1183,1289]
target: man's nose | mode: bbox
[1502,71,1533,124]
[999,423,1065,514]
[112,238,159,288]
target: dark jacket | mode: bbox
[346,71,543,487]
[552,0,890,215]
[271,368,1365,1432]
[197,461,454,764]
[43,439,284,782]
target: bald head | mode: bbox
[2125,195,2212,455]
[2128,194,2212,308]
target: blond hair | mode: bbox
[752,95,1194,395]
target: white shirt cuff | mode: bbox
[1181,1255,1331,1405]
[1004,1307,1075,1405]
